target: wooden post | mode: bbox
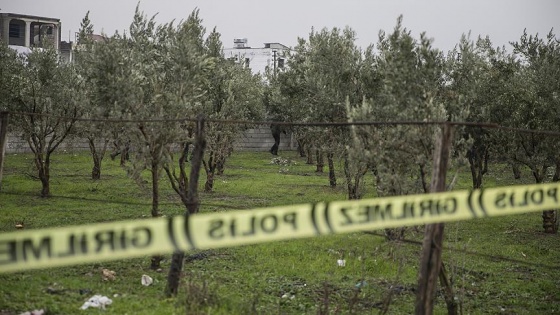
[415,123,454,315]
[0,112,9,192]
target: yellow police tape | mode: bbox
[1,182,559,273]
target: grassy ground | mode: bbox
[0,150,559,314]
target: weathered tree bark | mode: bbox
[88,138,109,180]
[316,150,324,173]
[110,138,130,166]
[151,160,160,218]
[343,155,367,200]
[204,170,214,192]
[216,156,226,175]
[438,262,458,315]
[120,145,129,166]
[204,132,229,191]
[203,148,216,192]
[416,123,455,315]
[166,116,206,297]
[149,159,163,270]
[29,119,74,198]
[327,152,336,187]
[511,161,521,179]
[33,149,51,198]
[163,142,190,207]
[541,161,559,234]
[39,162,50,197]
[542,210,558,234]
[297,138,306,157]
[306,146,314,164]
[91,156,101,180]
[527,164,558,234]
[467,142,488,189]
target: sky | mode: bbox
[2,0,559,53]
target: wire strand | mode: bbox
[5,110,560,137]
[363,231,560,270]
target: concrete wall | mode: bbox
[5,127,295,154]
[234,126,294,152]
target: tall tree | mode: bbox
[348,16,467,234]
[352,17,445,196]
[266,37,313,161]
[273,27,364,195]
[306,27,364,192]
[74,12,112,180]
[89,7,213,269]
[443,35,496,189]
[123,8,199,219]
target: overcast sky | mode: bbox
[2,0,559,52]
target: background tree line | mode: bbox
[266,16,560,235]
[1,9,558,234]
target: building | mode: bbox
[223,38,289,75]
[0,13,62,51]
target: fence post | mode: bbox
[415,123,454,315]
[0,112,9,192]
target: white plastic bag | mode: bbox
[141,274,153,286]
[80,295,113,310]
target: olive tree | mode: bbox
[73,12,113,180]
[504,30,560,233]
[4,41,84,197]
[115,8,211,221]
[87,7,213,271]
[443,35,497,189]
[306,27,364,191]
[348,17,468,236]
[0,39,23,110]
[272,27,365,195]
[201,29,265,192]
[266,37,314,162]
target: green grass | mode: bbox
[0,150,559,314]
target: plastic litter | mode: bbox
[80,295,113,310]
[19,310,44,315]
[141,274,153,286]
[337,259,346,267]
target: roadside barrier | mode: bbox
[1,182,558,273]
